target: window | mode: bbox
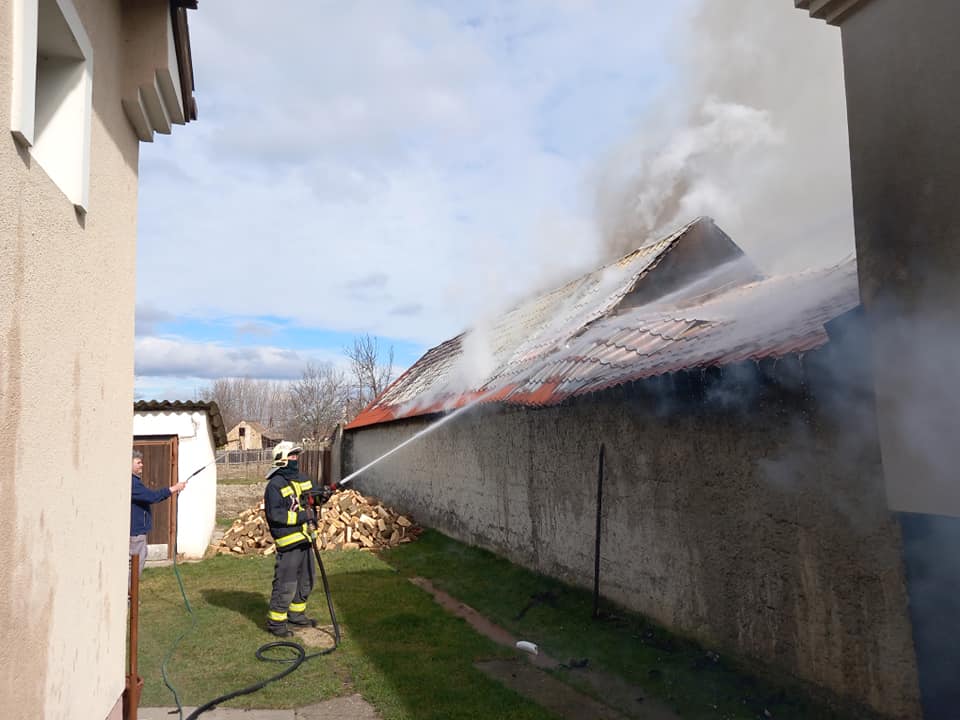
[10,0,93,212]
[239,427,246,437]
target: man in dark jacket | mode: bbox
[130,449,186,579]
[264,441,318,637]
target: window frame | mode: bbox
[10,0,94,212]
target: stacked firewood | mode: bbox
[215,488,421,556]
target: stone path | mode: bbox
[138,694,380,719]
[409,577,680,720]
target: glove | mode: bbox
[305,487,333,507]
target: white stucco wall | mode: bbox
[1,1,195,717]
[1,1,137,718]
[133,410,218,559]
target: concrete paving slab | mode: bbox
[138,708,294,719]
[295,695,381,719]
[476,659,628,720]
[137,695,381,720]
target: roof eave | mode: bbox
[794,0,870,26]
[134,399,227,447]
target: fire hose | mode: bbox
[159,406,473,717]
[162,487,341,720]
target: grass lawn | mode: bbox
[217,475,266,485]
[137,531,863,720]
[136,549,555,720]
[383,531,863,720]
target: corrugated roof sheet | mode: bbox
[134,400,228,447]
[346,219,859,430]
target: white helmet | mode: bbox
[271,441,302,467]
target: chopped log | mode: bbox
[213,488,421,556]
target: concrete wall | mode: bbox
[344,347,920,718]
[0,1,164,718]
[133,410,218,558]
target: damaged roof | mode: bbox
[346,218,859,430]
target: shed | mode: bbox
[226,419,281,450]
[133,400,227,559]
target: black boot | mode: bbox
[267,623,293,637]
[288,615,318,628]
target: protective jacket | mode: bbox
[264,465,314,551]
[131,474,172,536]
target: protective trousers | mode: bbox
[267,543,316,629]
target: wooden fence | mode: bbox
[298,448,331,486]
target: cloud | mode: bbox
[594,0,854,273]
[132,0,860,411]
[344,272,392,302]
[134,336,343,380]
[136,1,685,351]
[390,303,423,317]
[135,305,175,336]
[234,321,276,338]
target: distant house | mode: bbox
[226,420,281,450]
[133,401,227,560]
[0,1,200,717]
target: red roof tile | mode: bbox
[346,218,859,430]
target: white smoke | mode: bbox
[596,0,855,272]
[434,1,858,403]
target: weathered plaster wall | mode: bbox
[0,1,140,718]
[345,350,920,718]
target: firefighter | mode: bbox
[263,441,317,637]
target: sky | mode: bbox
[134,1,853,400]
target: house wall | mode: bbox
[840,0,960,520]
[0,2,174,718]
[344,348,920,718]
[133,411,218,559]
[837,2,960,715]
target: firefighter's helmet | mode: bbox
[271,441,303,467]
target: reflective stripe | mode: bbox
[289,601,306,613]
[286,511,297,525]
[292,480,312,494]
[280,486,294,497]
[268,610,287,622]
[275,531,307,547]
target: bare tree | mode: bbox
[199,377,290,433]
[345,334,394,413]
[288,362,350,443]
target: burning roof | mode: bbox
[347,218,859,430]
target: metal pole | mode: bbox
[592,443,605,619]
[125,554,140,720]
